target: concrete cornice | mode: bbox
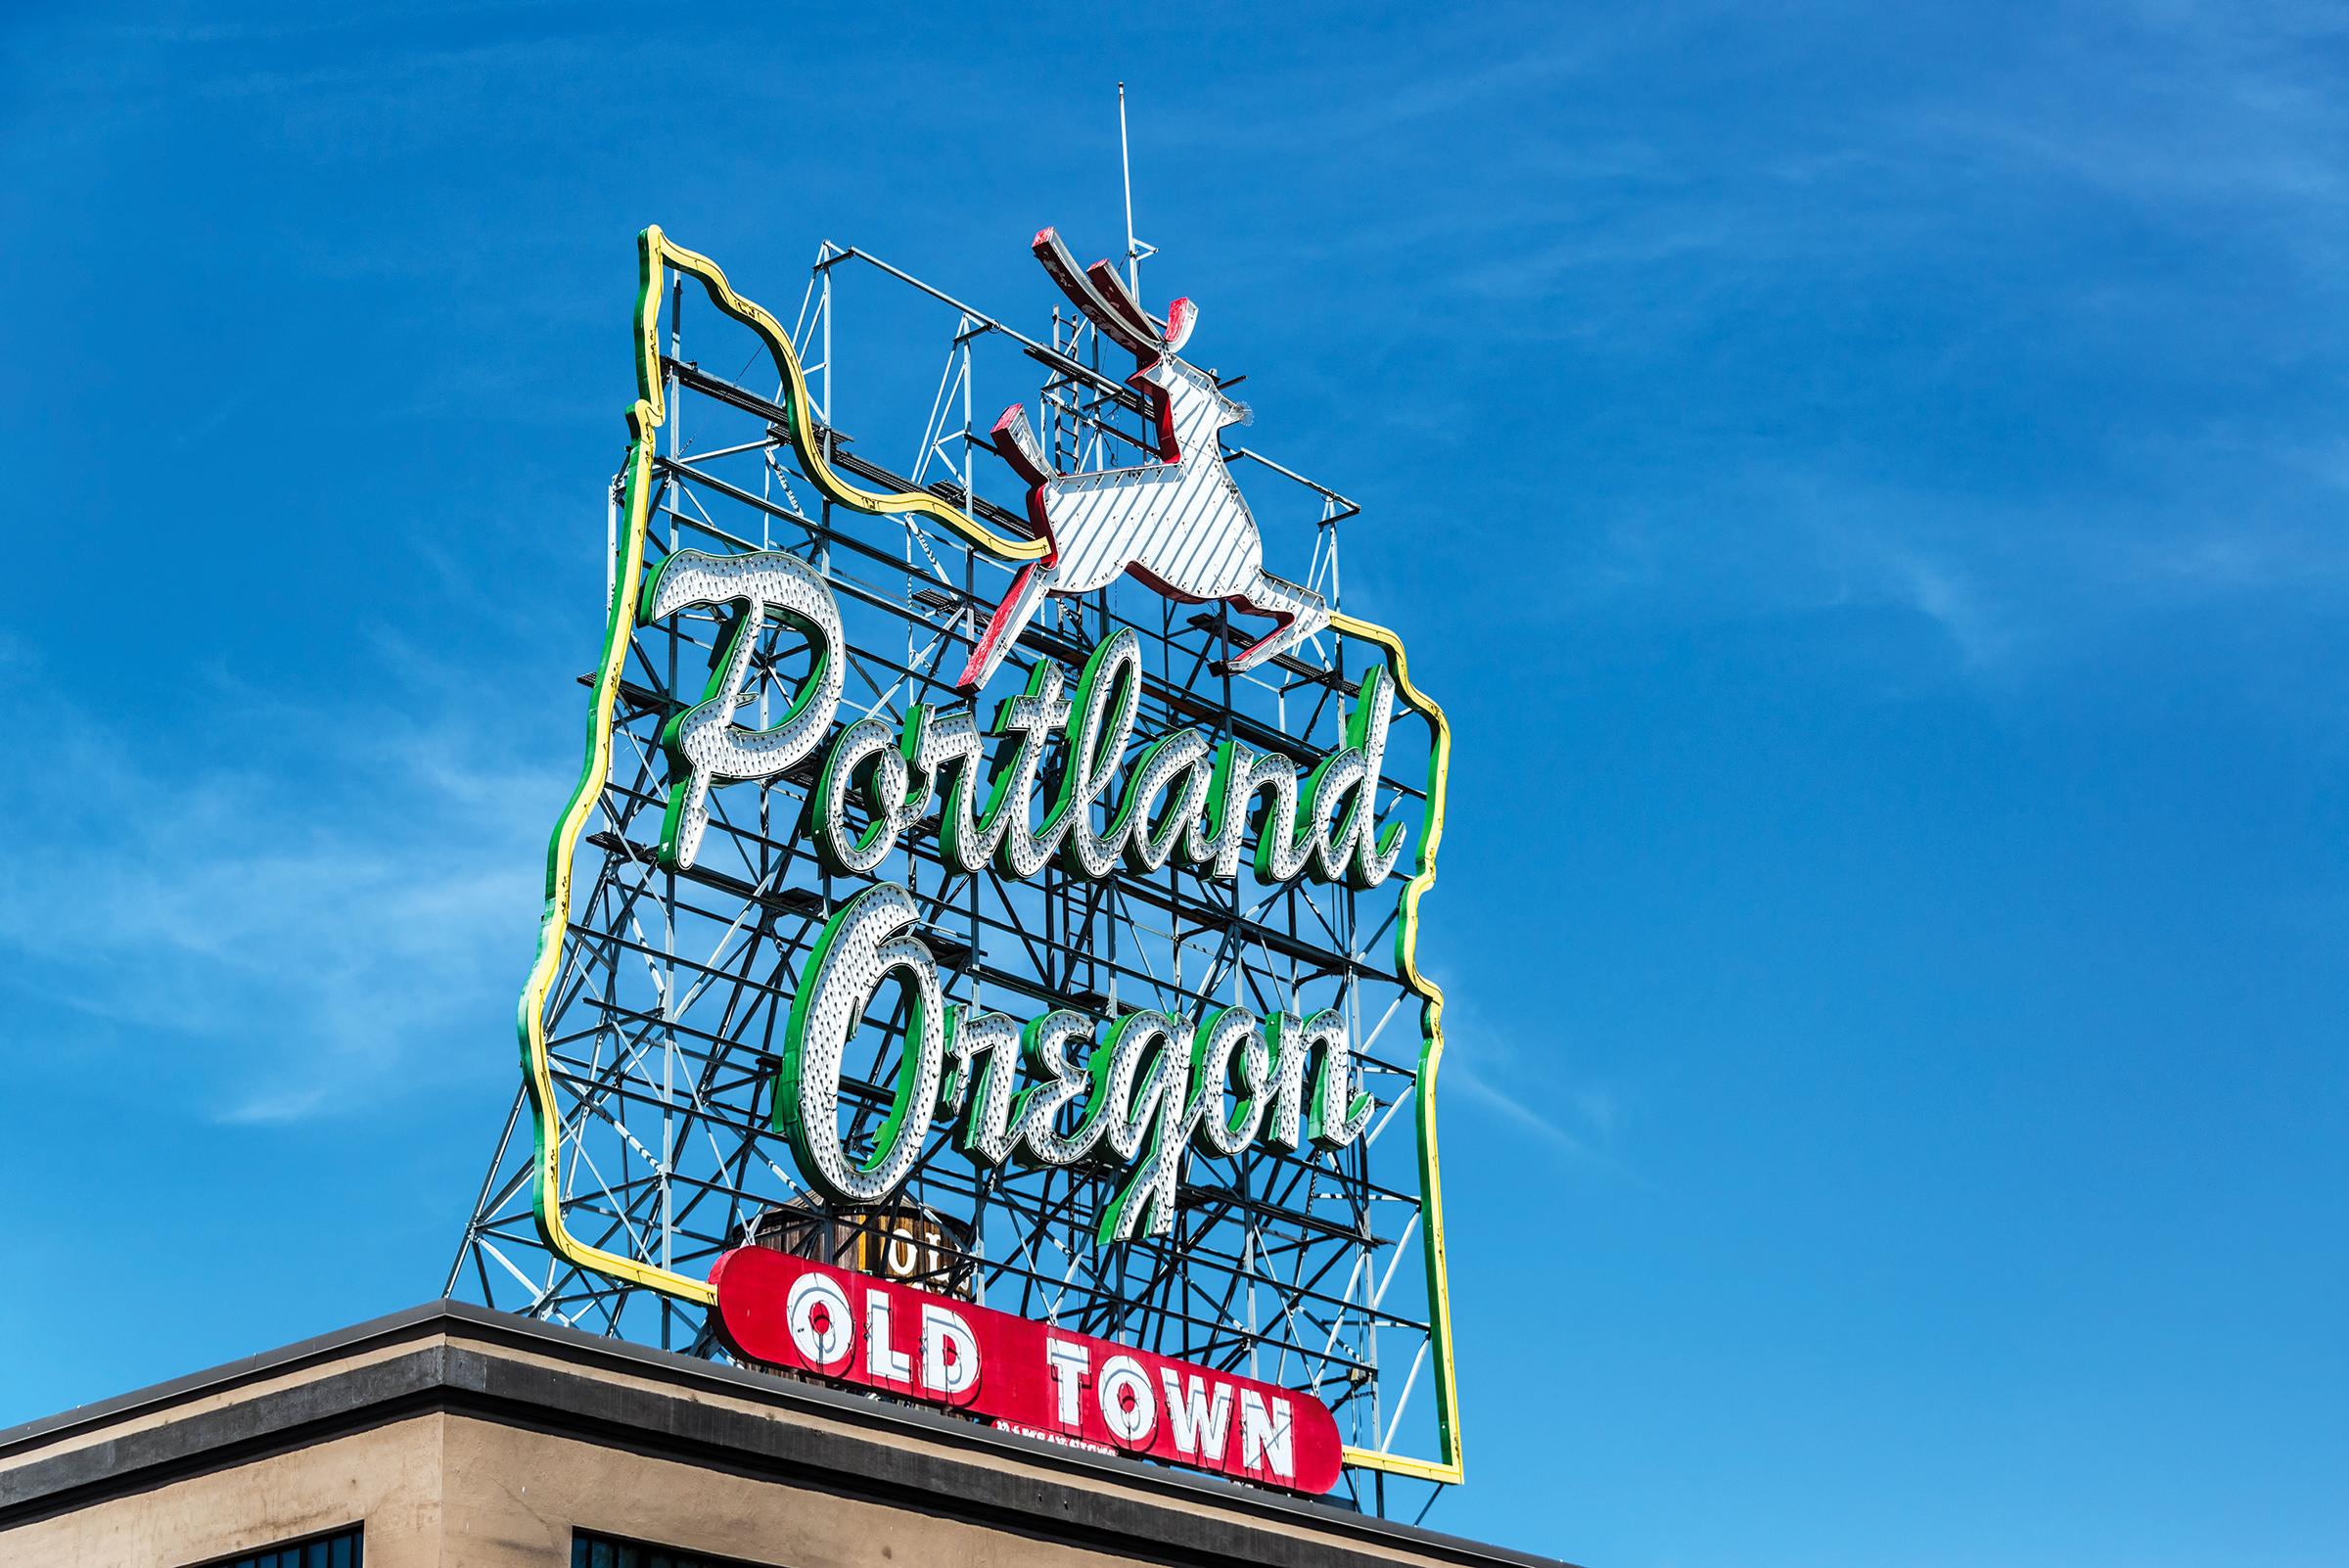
[0,1302,1568,1568]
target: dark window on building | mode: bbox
[573,1531,756,1568]
[207,1524,362,1568]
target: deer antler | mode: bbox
[1082,257,1198,355]
[1031,227,1164,360]
[1083,259,1158,336]
[1161,297,1197,354]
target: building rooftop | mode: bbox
[0,1299,1566,1568]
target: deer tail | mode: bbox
[990,403,1051,487]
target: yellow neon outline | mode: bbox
[516,227,1460,1482]
[635,231,1049,562]
[1328,610,1463,1485]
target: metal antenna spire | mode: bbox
[1118,81,1156,292]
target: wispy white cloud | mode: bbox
[0,664,558,1125]
[1899,3,2349,229]
[1259,3,2349,697]
[1450,1065,1607,1165]
[1442,999,1633,1176]
[215,1084,332,1127]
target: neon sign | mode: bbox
[959,229,1330,691]
[488,224,1466,1490]
[712,1245,1347,1494]
[634,556,1398,1239]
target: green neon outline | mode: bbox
[772,886,935,1199]
[945,1007,1020,1171]
[808,719,902,876]
[1048,628,1141,878]
[1185,1003,1264,1154]
[1090,1009,1187,1246]
[1004,1008,1103,1165]
[1307,1008,1375,1149]
[637,552,839,869]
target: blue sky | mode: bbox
[3,4,2344,1564]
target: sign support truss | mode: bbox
[450,228,1463,1506]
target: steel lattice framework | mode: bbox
[450,229,1459,1514]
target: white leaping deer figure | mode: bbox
[954,227,1330,694]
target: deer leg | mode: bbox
[956,561,1053,694]
[1220,571,1330,673]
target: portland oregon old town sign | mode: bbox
[453,221,1463,1502]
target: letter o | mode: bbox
[785,1270,854,1372]
[1096,1354,1157,1447]
[812,716,909,875]
[887,1222,921,1277]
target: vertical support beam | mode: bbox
[1119,81,1140,296]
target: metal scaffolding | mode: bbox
[449,235,1451,1516]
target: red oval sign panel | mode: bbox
[711,1245,1345,1495]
